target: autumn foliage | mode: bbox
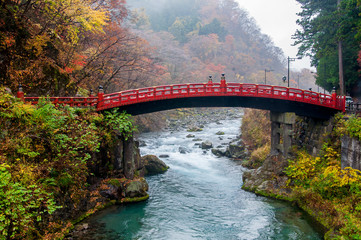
[0,0,163,96]
[284,115,361,238]
[0,87,135,239]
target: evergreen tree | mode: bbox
[293,0,360,92]
[199,18,228,41]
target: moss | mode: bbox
[254,189,294,202]
[72,200,116,225]
[161,166,169,172]
[107,179,121,187]
[120,194,149,203]
[187,128,203,132]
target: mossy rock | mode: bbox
[142,155,169,175]
[124,178,149,199]
[187,127,203,132]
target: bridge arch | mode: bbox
[22,82,344,119]
[96,83,344,120]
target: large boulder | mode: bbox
[100,178,149,203]
[211,148,227,157]
[124,178,149,198]
[201,140,213,149]
[142,155,169,175]
[226,142,246,159]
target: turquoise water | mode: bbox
[82,118,323,240]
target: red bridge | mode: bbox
[19,77,345,119]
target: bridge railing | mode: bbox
[20,82,345,112]
[23,96,98,107]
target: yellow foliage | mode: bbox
[34,0,109,45]
[324,146,340,166]
[286,151,320,183]
[26,34,50,56]
[324,166,361,188]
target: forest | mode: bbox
[1,0,360,96]
[2,0,343,98]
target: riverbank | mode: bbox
[0,88,151,239]
[241,111,361,239]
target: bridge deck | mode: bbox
[21,83,345,119]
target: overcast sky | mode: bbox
[235,0,313,71]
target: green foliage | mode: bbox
[334,114,361,141]
[294,0,361,92]
[344,115,361,141]
[0,164,59,239]
[199,18,227,41]
[103,109,136,140]
[168,16,199,43]
[0,88,136,238]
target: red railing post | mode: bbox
[17,84,25,102]
[220,73,227,94]
[206,75,213,93]
[331,87,337,108]
[97,85,104,110]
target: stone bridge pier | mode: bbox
[270,111,296,156]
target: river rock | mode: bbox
[226,143,246,158]
[142,155,169,175]
[179,146,189,154]
[201,140,213,149]
[124,178,149,198]
[216,131,225,135]
[211,148,227,157]
[186,134,195,138]
[192,138,202,142]
[159,154,169,158]
[187,127,203,132]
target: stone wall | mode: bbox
[292,116,334,157]
[341,135,361,170]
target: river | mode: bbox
[79,114,322,240]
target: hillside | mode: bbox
[128,0,285,85]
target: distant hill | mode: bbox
[128,0,287,85]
